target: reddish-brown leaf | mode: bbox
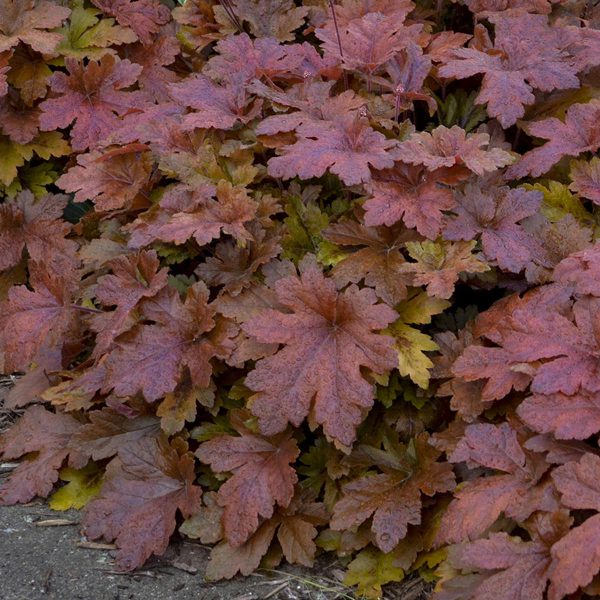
[316,10,422,77]
[463,0,555,15]
[0,93,40,144]
[524,434,591,467]
[379,44,436,115]
[456,294,600,400]
[324,220,415,306]
[0,262,80,372]
[253,80,363,136]
[56,145,154,212]
[39,55,146,152]
[436,423,557,544]
[0,190,78,275]
[393,125,513,175]
[70,407,161,462]
[549,514,600,600]
[317,0,415,32]
[549,454,600,599]
[196,415,299,546]
[0,51,10,97]
[126,36,180,103]
[90,251,169,356]
[105,101,185,148]
[522,214,592,285]
[569,157,600,204]
[267,113,399,186]
[179,490,223,544]
[103,282,233,402]
[91,0,170,45]
[206,487,327,579]
[0,0,70,54]
[426,31,471,63]
[0,405,84,504]
[243,260,397,447]
[507,101,600,179]
[403,239,489,299]
[331,434,455,552]
[433,328,494,421]
[126,182,257,249]
[552,452,600,512]
[438,14,580,127]
[170,74,263,131]
[4,347,62,409]
[41,364,107,412]
[443,181,544,273]
[215,277,288,366]
[204,33,317,83]
[5,44,51,104]
[518,391,600,440]
[275,490,328,566]
[196,225,281,296]
[364,163,467,240]
[214,0,308,43]
[440,512,571,600]
[207,519,279,580]
[83,436,201,571]
[450,285,575,405]
[553,241,600,298]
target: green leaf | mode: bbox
[281,189,345,266]
[376,371,402,409]
[435,90,487,132]
[153,242,197,265]
[22,163,61,197]
[63,200,93,224]
[190,416,235,442]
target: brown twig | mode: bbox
[70,304,103,314]
[327,0,349,91]
[219,0,243,33]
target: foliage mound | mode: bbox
[2,0,600,597]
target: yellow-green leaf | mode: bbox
[386,291,449,389]
[396,291,451,326]
[390,322,439,390]
[49,463,103,511]
[0,131,66,189]
[0,136,34,185]
[344,547,405,599]
[523,181,592,225]
[414,548,447,582]
[56,3,136,59]
[27,131,71,160]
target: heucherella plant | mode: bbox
[2,0,600,598]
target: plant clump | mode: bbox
[2,0,600,598]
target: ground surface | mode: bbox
[0,378,431,600]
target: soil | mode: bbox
[0,378,432,600]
